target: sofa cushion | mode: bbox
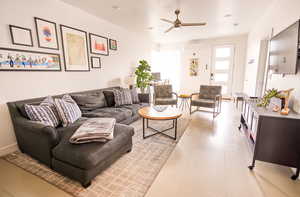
[71,92,107,111]
[103,91,115,107]
[122,103,149,116]
[52,123,134,170]
[54,95,82,127]
[82,107,132,123]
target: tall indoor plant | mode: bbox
[135,60,153,93]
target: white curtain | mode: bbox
[151,50,181,92]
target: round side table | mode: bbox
[178,94,191,111]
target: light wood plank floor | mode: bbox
[1,102,300,197]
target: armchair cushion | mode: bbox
[155,98,177,105]
[154,85,173,98]
[191,98,216,108]
[199,85,222,99]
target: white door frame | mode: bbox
[210,44,235,97]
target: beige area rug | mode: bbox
[2,115,190,197]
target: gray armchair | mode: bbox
[190,85,222,118]
[153,84,178,106]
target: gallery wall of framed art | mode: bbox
[9,25,33,47]
[91,56,101,69]
[34,17,59,50]
[0,47,61,71]
[60,25,90,71]
[89,33,109,56]
[3,15,119,72]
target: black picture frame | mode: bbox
[0,47,61,72]
[89,33,109,56]
[109,39,117,50]
[34,17,59,50]
[91,56,101,69]
[60,24,90,72]
[9,25,33,47]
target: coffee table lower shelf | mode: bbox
[142,118,178,140]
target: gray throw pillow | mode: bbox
[130,88,140,104]
[72,92,107,111]
[113,89,133,106]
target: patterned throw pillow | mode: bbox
[130,88,140,104]
[25,96,60,127]
[113,89,133,106]
[54,94,82,127]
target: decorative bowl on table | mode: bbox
[153,105,168,112]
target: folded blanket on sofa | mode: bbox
[69,118,116,144]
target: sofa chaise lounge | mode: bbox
[7,87,149,187]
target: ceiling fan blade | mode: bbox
[160,18,174,24]
[181,22,207,26]
[164,26,174,33]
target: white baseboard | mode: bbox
[0,143,18,156]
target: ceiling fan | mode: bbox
[161,9,206,33]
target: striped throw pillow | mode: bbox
[25,96,60,127]
[54,94,82,127]
[113,89,133,107]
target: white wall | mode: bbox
[245,0,300,112]
[159,34,248,95]
[0,0,153,155]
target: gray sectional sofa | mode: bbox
[7,87,149,187]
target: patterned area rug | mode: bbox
[2,116,190,197]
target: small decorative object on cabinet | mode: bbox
[278,88,294,115]
[34,17,59,50]
[9,25,33,47]
[109,39,117,50]
[91,56,101,69]
[239,97,300,180]
[0,47,61,71]
[89,33,109,56]
[60,25,90,71]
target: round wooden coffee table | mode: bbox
[138,106,182,140]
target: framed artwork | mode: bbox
[91,56,101,68]
[189,58,199,76]
[34,17,59,50]
[0,47,61,71]
[60,25,90,71]
[109,39,117,50]
[89,33,109,56]
[9,25,33,47]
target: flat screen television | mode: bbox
[269,20,300,74]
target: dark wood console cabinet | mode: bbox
[239,99,300,180]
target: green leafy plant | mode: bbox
[257,88,280,107]
[135,60,153,93]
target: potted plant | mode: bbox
[135,60,153,93]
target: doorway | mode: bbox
[211,45,235,98]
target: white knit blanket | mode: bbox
[69,118,116,144]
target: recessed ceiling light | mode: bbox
[233,23,239,26]
[224,14,232,18]
[112,5,120,10]
[147,27,154,30]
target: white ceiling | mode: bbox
[61,0,275,43]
